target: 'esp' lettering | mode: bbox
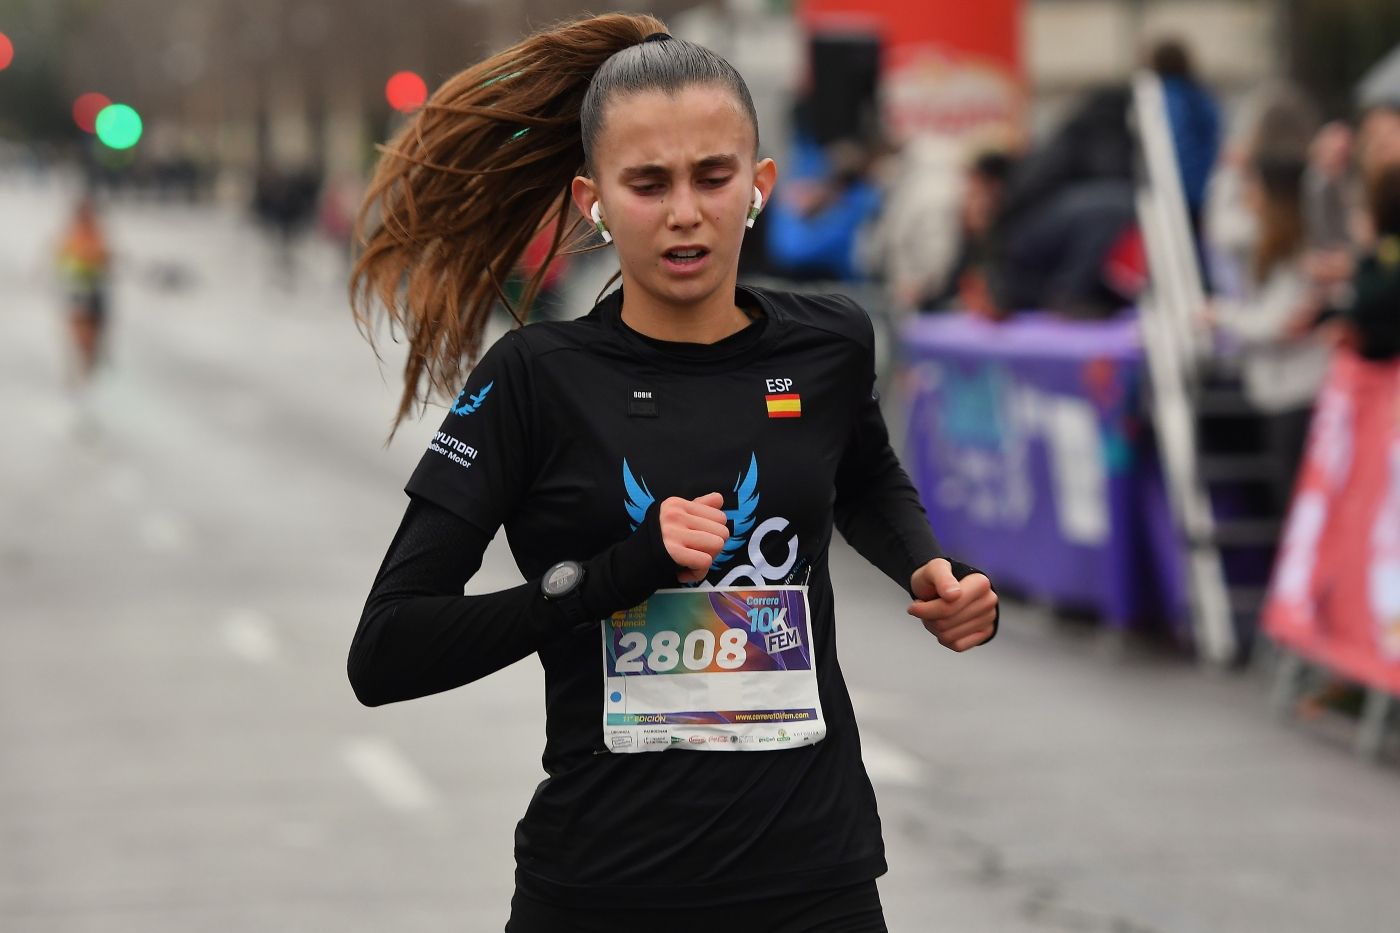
[766,378,793,393]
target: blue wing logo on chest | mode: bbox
[719,453,760,567]
[451,381,493,417]
[622,453,760,574]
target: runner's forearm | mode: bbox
[834,387,942,595]
[834,455,942,596]
[349,497,676,706]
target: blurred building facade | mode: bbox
[5,0,699,185]
[4,0,1393,188]
[1027,0,1283,133]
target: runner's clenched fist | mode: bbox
[659,492,730,583]
[907,558,997,651]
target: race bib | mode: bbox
[601,586,826,753]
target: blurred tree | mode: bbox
[0,0,97,141]
[1,0,714,163]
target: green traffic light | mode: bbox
[95,104,143,150]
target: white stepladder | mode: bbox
[1133,71,1398,761]
[1129,70,1236,666]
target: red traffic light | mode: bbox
[386,71,428,113]
[73,92,112,134]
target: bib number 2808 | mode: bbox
[614,628,748,673]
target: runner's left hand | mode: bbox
[907,558,997,652]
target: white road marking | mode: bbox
[221,609,280,664]
[342,737,437,813]
[861,731,923,788]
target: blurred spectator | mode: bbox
[996,86,1135,229]
[1149,38,1222,286]
[986,177,1139,320]
[917,151,1015,312]
[765,136,882,282]
[1249,84,1322,163]
[1299,122,1360,313]
[1206,83,1321,300]
[55,192,111,390]
[253,164,323,287]
[972,86,1141,320]
[1338,163,1400,360]
[869,134,964,311]
[151,156,205,203]
[1333,67,1400,360]
[1303,122,1356,252]
[1357,104,1400,219]
[1207,155,1332,509]
[318,172,362,253]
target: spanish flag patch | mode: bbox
[765,393,801,418]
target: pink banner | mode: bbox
[1264,349,1400,694]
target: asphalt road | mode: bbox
[2,174,1398,932]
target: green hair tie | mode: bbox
[480,69,523,89]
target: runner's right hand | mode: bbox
[658,492,729,584]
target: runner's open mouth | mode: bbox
[664,247,710,263]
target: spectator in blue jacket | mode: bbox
[765,136,882,282]
[1151,38,1222,287]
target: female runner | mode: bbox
[56,193,111,388]
[347,14,998,932]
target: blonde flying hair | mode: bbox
[350,13,759,435]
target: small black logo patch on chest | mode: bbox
[628,389,658,418]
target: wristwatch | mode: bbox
[541,560,590,630]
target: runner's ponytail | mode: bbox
[351,12,670,435]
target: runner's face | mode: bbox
[578,85,772,308]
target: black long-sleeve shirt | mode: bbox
[348,285,994,908]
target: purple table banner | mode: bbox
[899,311,1186,632]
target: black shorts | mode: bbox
[505,878,887,933]
[68,290,107,326]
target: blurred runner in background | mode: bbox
[55,192,111,392]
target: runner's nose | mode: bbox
[667,186,702,230]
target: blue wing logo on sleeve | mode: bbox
[619,452,760,575]
[451,381,493,417]
[622,458,655,530]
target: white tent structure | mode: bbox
[1358,43,1400,110]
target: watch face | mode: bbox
[544,562,580,598]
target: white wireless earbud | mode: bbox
[590,201,612,244]
[746,186,764,229]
